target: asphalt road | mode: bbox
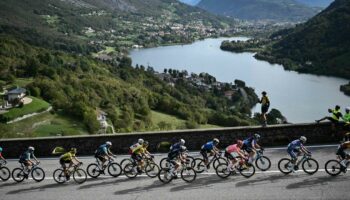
[1,145,349,200]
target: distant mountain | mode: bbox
[197,0,319,21]
[295,0,334,7]
[258,0,350,79]
[178,0,201,6]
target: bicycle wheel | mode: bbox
[12,168,26,183]
[159,158,170,169]
[238,164,255,178]
[86,163,101,178]
[158,168,173,183]
[194,158,206,173]
[278,158,293,174]
[32,167,45,182]
[302,158,319,175]
[255,156,271,171]
[73,168,87,184]
[186,156,196,168]
[120,158,133,170]
[53,169,66,184]
[325,160,342,176]
[108,163,122,177]
[123,163,137,178]
[181,167,196,183]
[0,166,11,181]
[215,163,231,179]
[213,157,228,169]
[145,163,160,178]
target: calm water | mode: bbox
[130,37,350,123]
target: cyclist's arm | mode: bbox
[32,154,39,163]
[300,145,310,154]
[251,141,257,151]
[0,153,5,160]
[254,143,261,150]
[237,150,246,159]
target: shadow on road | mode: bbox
[286,175,350,189]
[235,173,303,188]
[6,183,68,195]
[114,179,169,195]
[169,175,237,192]
[79,176,148,190]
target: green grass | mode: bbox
[151,111,221,130]
[0,112,88,138]
[1,96,50,122]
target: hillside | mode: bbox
[0,0,234,55]
[295,0,334,7]
[255,0,350,80]
[178,0,201,6]
[197,0,318,21]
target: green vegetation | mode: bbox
[0,112,88,138]
[255,0,350,81]
[0,96,50,123]
[221,39,268,53]
[198,0,318,21]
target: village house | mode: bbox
[7,87,26,102]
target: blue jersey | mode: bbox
[288,139,303,151]
[243,137,257,148]
[20,150,34,161]
[170,143,181,154]
[202,141,215,151]
[96,144,108,155]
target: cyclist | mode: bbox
[131,140,150,173]
[225,140,247,171]
[336,141,350,172]
[167,139,186,176]
[169,145,187,177]
[95,141,114,169]
[287,136,311,172]
[0,146,7,164]
[200,138,220,170]
[19,146,39,172]
[59,148,82,180]
[242,134,261,165]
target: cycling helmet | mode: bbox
[180,139,185,145]
[106,141,112,146]
[0,147,2,152]
[254,133,261,140]
[180,146,187,152]
[28,146,35,151]
[70,148,77,153]
[300,136,307,143]
[213,138,220,144]
[237,140,243,147]
[138,138,144,144]
[143,141,149,146]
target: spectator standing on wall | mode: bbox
[259,91,270,127]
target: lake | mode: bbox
[130,37,350,123]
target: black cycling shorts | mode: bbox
[200,149,209,160]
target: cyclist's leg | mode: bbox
[200,150,208,166]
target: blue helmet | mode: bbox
[0,147,2,152]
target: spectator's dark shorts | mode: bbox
[261,105,269,114]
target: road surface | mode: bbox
[0,145,349,200]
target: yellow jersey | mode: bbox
[60,152,75,161]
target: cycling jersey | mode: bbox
[19,150,34,161]
[60,152,75,162]
[202,141,215,151]
[168,143,182,160]
[96,144,109,155]
[132,144,145,155]
[261,96,270,106]
[170,143,181,153]
[226,144,240,154]
[243,137,257,149]
[287,139,303,151]
[341,141,350,149]
[343,113,350,123]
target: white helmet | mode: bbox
[300,136,307,143]
[180,139,185,145]
[213,138,220,144]
[180,146,187,152]
[138,138,144,144]
[28,146,35,151]
[106,141,112,146]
